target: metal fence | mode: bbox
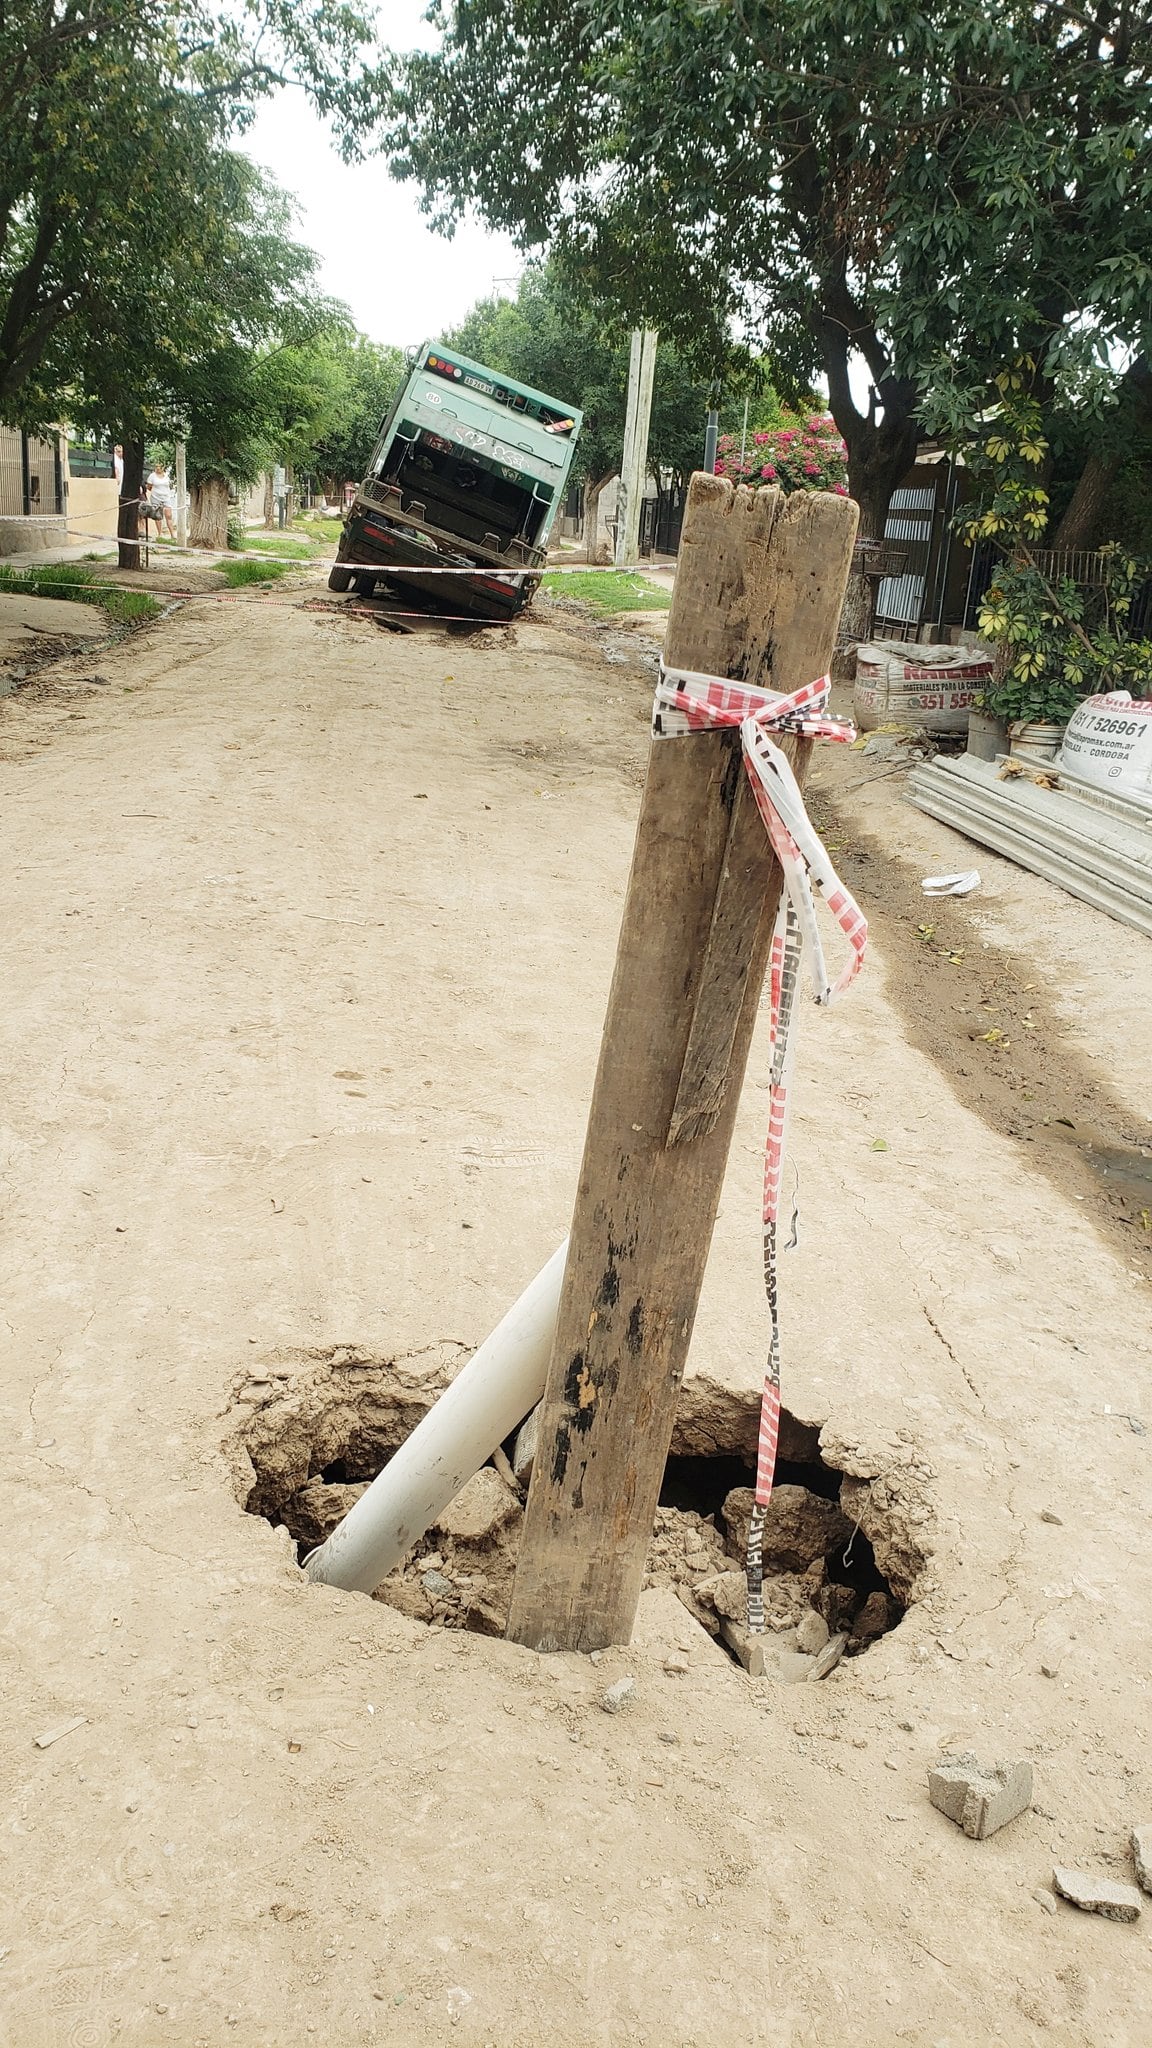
[0,427,25,516]
[640,486,687,558]
[963,538,1152,645]
[67,439,115,479]
[0,427,63,516]
[873,486,937,636]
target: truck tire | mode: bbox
[328,565,353,592]
[354,573,377,598]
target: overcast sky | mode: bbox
[243,2,523,350]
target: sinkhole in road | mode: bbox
[228,1345,927,1661]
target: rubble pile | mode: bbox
[275,1461,901,1656]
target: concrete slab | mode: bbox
[0,591,107,657]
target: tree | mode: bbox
[306,335,407,495]
[445,264,774,551]
[63,155,335,562]
[379,1,1152,602]
[180,325,356,546]
[0,0,375,419]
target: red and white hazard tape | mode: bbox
[653,662,867,1632]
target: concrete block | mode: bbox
[766,1649,816,1685]
[719,1619,766,1677]
[927,1752,1032,1840]
[809,1632,848,1681]
[1053,1868,1142,1922]
[796,1609,830,1656]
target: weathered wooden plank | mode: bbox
[506,476,857,1653]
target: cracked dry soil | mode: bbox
[0,576,1150,2047]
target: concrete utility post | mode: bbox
[507,473,858,1654]
[175,440,188,550]
[614,327,658,568]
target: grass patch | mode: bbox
[216,557,290,587]
[0,560,161,624]
[540,569,672,613]
[233,531,316,560]
[101,587,162,623]
[294,515,344,548]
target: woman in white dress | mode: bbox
[146,463,177,540]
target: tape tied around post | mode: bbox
[652,661,867,1633]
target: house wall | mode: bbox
[66,475,120,544]
[238,477,269,525]
[0,515,66,556]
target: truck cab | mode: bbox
[329,344,583,621]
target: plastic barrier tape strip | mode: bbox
[653,662,867,1632]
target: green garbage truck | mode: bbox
[328,343,583,622]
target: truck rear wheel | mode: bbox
[328,565,353,592]
[353,573,377,598]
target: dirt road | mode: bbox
[1,574,1150,2047]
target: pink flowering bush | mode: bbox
[714,413,849,496]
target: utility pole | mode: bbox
[175,440,188,550]
[614,327,658,569]
[507,475,857,1654]
[702,387,720,477]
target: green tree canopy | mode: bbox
[0,0,376,418]
[445,263,777,495]
[307,334,407,490]
[55,152,344,557]
[378,0,1152,547]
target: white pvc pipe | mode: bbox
[304,1240,568,1595]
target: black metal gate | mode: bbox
[639,486,687,558]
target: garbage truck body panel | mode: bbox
[330,345,583,620]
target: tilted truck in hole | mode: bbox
[329,343,583,622]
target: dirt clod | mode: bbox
[601,1677,636,1715]
[796,1609,830,1656]
[281,1477,367,1548]
[434,1466,521,1542]
[720,1483,854,1574]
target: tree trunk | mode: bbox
[1053,353,1152,552]
[117,436,145,571]
[263,471,275,528]
[817,309,920,677]
[190,477,229,549]
[583,472,614,562]
[1053,450,1123,552]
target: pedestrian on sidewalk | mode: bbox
[147,463,177,542]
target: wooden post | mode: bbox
[506,474,857,1653]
